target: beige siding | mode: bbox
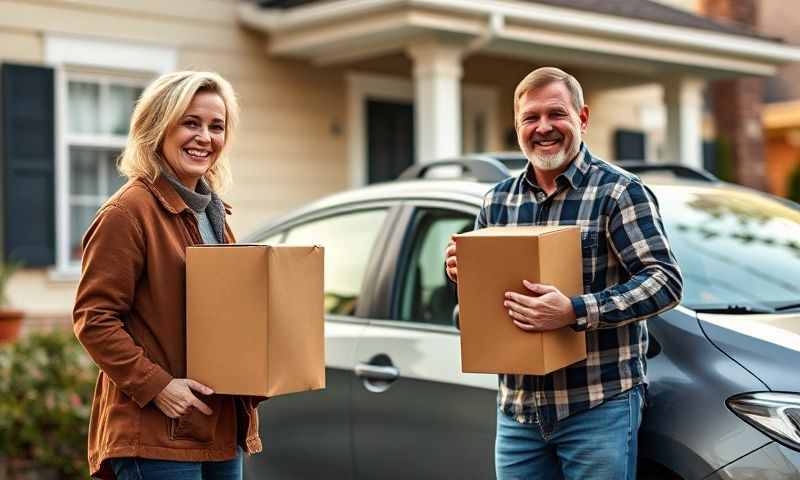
[0,30,42,62]
[0,0,255,52]
[1,0,348,318]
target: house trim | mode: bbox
[346,72,500,187]
[45,35,176,278]
[347,73,415,188]
[239,0,800,74]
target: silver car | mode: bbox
[243,156,800,479]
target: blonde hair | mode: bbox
[513,67,584,124]
[118,71,239,192]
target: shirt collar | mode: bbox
[522,142,590,192]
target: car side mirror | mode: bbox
[452,304,460,330]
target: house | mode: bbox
[759,0,800,198]
[1,0,799,326]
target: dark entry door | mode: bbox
[366,99,414,184]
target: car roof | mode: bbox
[244,155,795,240]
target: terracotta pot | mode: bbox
[0,309,24,343]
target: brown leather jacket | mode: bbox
[73,175,262,479]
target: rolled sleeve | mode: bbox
[583,180,683,329]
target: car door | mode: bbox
[351,203,498,480]
[244,205,398,480]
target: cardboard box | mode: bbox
[455,226,586,375]
[186,244,325,396]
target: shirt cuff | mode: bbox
[570,294,600,331]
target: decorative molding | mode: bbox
[44,34,177,74]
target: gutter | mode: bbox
[466,11,504,54]
[238,0,800,64]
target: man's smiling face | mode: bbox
[516,81,588,172]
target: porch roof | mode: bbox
[256,0,765,39]
[240,0,800,77]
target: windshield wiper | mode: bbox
[773,302,800,312]
[694,305,775,314]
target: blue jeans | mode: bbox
[495,385,644,480]
[109,448,242,480]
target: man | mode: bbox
[444,67,683,480]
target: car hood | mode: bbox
[698,312,800,392]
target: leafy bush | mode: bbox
[0,262,20,308]
[787,161,800,203]
[0,329,98,478]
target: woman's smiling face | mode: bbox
[161,90,227,189]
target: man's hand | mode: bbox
[445,237,458,283]
[504,280,576,331]
[153,378,214,418]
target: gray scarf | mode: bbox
[161,171,226,243]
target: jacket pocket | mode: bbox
[168,407,216,443]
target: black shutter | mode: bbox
[614,129,646,162]
[1,64,56,266]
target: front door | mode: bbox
[366,99,414,184]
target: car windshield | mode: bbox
[656,184,800,312]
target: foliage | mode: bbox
[0,262,21,309]
[713,136,735,183]
[0,330,98,478]
[787,161,800,204]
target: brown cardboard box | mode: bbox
[186,244,325,396]
[455,226,586,375]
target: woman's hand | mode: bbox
[153,378,214,418]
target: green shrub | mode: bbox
[787,162,800,203]
[0,330,98,478]
[714,136,735,183]
[0,262,21,308]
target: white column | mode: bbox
[663,77,705,169]
[407,42,464,163]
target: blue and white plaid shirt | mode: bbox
[475,144,683,428]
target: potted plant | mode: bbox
[0,330,98,479]
[0,262,23,343]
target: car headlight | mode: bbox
[727,392,800,452]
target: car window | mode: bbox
[284,209,388,316]
[397,208,474,325]
[656,185,800,311]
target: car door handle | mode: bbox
[354,363,400,381]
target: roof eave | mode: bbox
[238,0,800,74]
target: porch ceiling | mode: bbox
[239,0,800,78]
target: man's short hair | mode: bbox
[513,67,584,119]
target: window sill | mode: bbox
[47,267,81,283]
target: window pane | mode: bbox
[103,149,125,194]
[68,81,100,134]
[70,205,100,263]
[109,85,142,135]
[399,209,474,325]
[70,147,124,195]
[70,147,100,195]
[284,209,388,315]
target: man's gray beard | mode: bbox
[528,138,580,171]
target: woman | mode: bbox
[73,71,262,480]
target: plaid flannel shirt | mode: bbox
[476,144,683,427]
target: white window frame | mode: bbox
[62,73,149,270]
[45,35,177,279]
